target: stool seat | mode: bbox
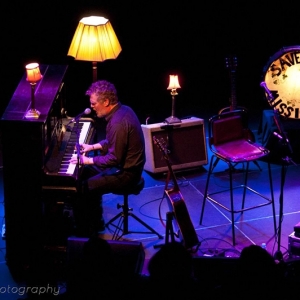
[114,177,145,196]
[106,176,163,240]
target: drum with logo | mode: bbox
[263,45,300,119]
[261,46,300,163]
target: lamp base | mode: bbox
[165,116,181,124]
[25,109,41,119]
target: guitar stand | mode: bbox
[154,211,178,249]
[106,195,163,240]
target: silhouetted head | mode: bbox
[148,242,194,282]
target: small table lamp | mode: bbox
[165,75,181,124]
[25,63,42,119]
[67,16,122,82]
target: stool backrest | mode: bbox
[213,115,244,145]
[209,109,253,147]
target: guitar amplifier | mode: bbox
[141,117,208,173]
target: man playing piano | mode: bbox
[70,80,145,236]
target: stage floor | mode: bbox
[1,111,300,299]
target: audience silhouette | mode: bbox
[64,236,118,299]
[21,238,300,299]
[213,244,286,299]
[143,241,201,298]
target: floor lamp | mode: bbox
[67,16,122,82]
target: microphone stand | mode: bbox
[272,109,296,261]
[262,86,295,261]
[74,118,82,181]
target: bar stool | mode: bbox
[106,177,163,240]
[200,109,277,245]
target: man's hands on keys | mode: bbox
[69,143,94,165]
[80,143,94,153]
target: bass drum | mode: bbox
[263,45,300,119]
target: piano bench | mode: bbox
[106,177,163,240]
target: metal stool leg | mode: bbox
[228,162,236,246]
[200,156,217,224]
[106,194,163,240]
[200,157,275,246]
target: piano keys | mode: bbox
[43,118,95,189]
[58,121,93,175]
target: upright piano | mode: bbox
[1,65,95,275]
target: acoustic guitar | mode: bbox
[218,56,258,165]
[153,136,200,249]
[219,55,246,114]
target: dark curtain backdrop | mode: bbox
[1,0,299,123]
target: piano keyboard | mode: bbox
[58,121,92,175]
[43,118,95,189]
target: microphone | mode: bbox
[64,108,92,130]
[70,108,91,123]
[260,82,273,100]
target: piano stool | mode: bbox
[106,177,163,240]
